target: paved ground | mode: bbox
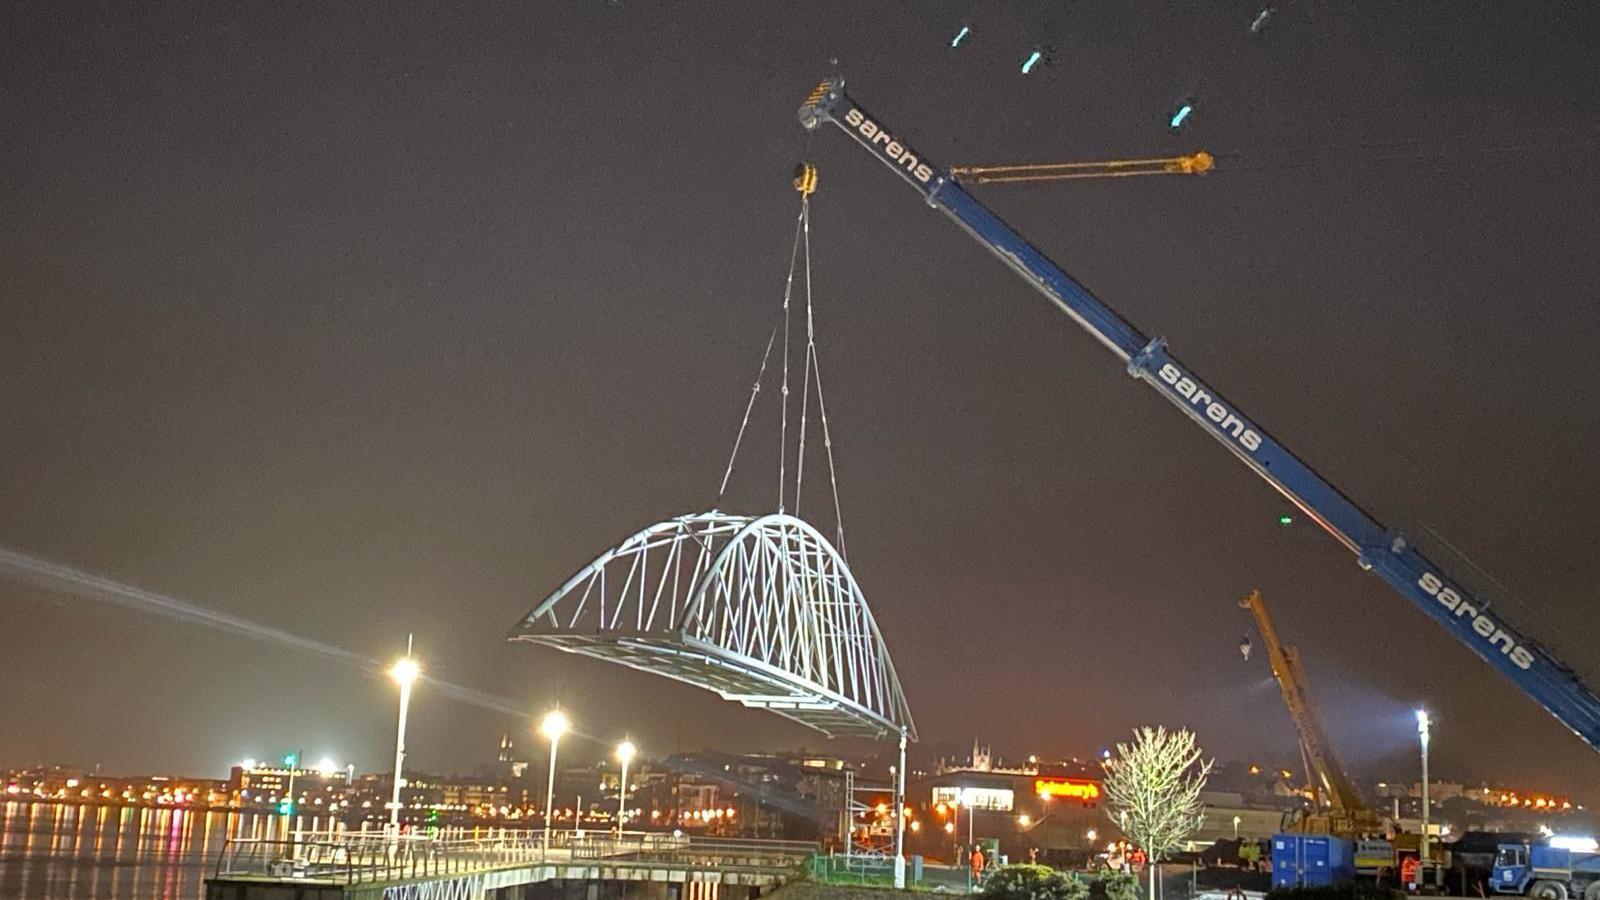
[769,882,937,900]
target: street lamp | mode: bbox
[388,653,420,833]
[1416,709,1432,886]
[963,789,976,894]
[541,709,570,855]
[1233,815,1242,839]
[615,739,636,833]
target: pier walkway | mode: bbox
[205,829,816,900]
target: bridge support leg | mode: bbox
[894,726,907,889]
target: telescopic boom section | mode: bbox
[797,77,1600,752]
[1241,591,1369,819]
[950,152,1215,184]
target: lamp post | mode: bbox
[1233,815,1242,840]
[1416,709,1431,888]
[388,649,420,834]
[541,709,570,856]
[894,727,908,889]
[964,789,976,894]
[615,739,636,834]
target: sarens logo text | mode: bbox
[1156,363,1263,452]
[842,107,934,183]
[1418,572,1535,670]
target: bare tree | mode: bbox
[1102,726,1213,900]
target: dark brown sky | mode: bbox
[3,2,1599,800]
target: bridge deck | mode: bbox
[205,830,815,900]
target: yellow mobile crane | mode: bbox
[1239,590,1384,837]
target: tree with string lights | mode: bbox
[1101,727,1213,900]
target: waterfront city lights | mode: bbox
[541,709,570,854]
[615,738,637,831]
[388,648,420,833]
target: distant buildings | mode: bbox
[4,744,1588,849]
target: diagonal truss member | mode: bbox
[508,511,916,740]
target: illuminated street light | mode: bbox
[241,758,257,771]
[1233,815,1242,839]
[1416,709,1432,886]
[388,643,420,833]
[541,709,570,855]
[615,738,637,832]
[316,757,337,777]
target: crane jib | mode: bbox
[799,78,1600,751]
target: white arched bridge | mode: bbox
[509,511,916,740]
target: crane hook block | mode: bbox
[793,162,818,195]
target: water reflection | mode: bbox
[0,801,318,899]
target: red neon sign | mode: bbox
[1035,778,1101,800]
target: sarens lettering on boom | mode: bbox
[842,107,934,183]
[1156,362,1263,452]
[1418,572,1536,670]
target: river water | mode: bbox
[0,800,341,899]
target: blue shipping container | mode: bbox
[1272,834,1357,888]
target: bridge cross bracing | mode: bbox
[509,511,915,740]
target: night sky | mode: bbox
[4,2,1599,800]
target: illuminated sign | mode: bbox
[1035,779,1101,801]
[932,786,1014,812]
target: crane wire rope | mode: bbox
[789,194,851,559]
[779,207,795,514]
[715,207,803,507]
[713,163,850,558]
[794,198,814,517]
[714,321,779,503]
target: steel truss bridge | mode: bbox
[509,511,916,741]
[207,829,817,900]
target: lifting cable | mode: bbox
[715,210,801,506]
[713,162,850,559]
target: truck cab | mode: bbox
[1493,841,1600,900]
[1494,844,1532,894]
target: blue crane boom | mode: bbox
[796,78,1600,751]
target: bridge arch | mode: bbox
[509,511,915,739]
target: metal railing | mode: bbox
[213,829,816,886]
